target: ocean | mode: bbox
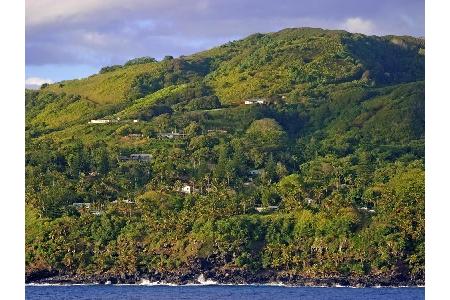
[25,284,425,300]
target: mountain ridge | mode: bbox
[40,27,424,104]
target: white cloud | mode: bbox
[25,0,171,27]
[26,0,116,26]
[25,77,54,88]
[25,0,423,74]
[342,17,375,34]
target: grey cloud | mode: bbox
[26,0,424,68]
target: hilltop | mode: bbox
[25,28,424,286]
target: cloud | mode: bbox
[25,0,425,80]
[26,0,124,26]
[25,77,54,89]
[342,17,375,34]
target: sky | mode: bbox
[25,0,424,88]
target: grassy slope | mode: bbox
[39,27,424,107]
[28,28,425,145]
[116,84,188,118]
[45,62,164,105]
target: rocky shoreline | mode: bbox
[26,268,424,287]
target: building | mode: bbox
[244,98,268,105]
[72,202,91,209]
[127,133,144,138]
[129,154,152,162]
[249,169,263,176]
[305,198,314,205]
[255,206,279,213]
[181,185,192,194]
[158,131,186,139]
[118,155,130,161]
[179,182,199,194]
[207,129,228,133]
[118,154,152,162]
[358,206,376,213]
[112,199,135,204]
[158,132,174,138]
[89,119,111,124]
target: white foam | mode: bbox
[265,282,288,287]
[197,274,218,285]
[26,283,99,287]
[137,279,179,286]
[26,281,426,288]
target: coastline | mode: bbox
[25,269,424,288]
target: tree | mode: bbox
[124,56,157,66]
[185,121,201,137]
[246,118,287,153]
[261,187,281,207]
[99,65,122,74]
[126,73,163,100]
[277,174,306,209]
[152,114,172,133]
[67,144,89,178]
[92,145,110,175]
[186,96,221,111]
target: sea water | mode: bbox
[25,284,425,300]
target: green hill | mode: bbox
[25,28,424,286]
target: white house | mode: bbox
[181,184,192,194]
[255,206,279,213]
[357,207,375,213]
[244,98,267,105]
[207,129,228,133]
[89,119,111,124]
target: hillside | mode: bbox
[25,28,425,286]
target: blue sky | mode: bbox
[25,0,424,87]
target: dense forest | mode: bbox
[25,28,425,286]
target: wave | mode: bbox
[196,274,218,285]
[26,281,425,288]
[26,283,100,287]
[138,279,179,286]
